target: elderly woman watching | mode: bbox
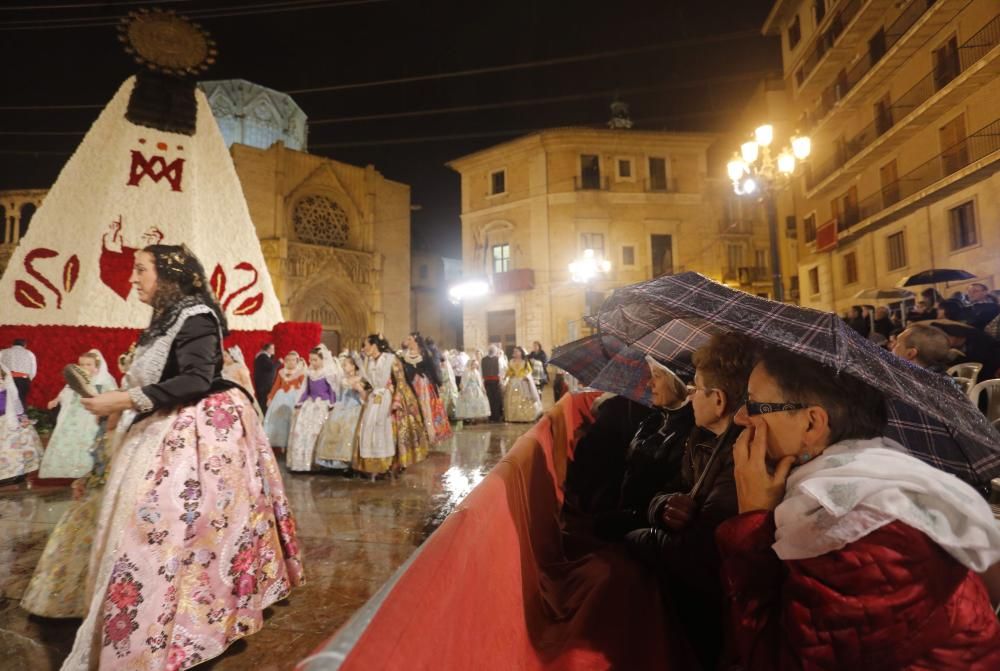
[719,346,1000,670]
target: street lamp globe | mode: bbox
[740,140,759,164]
[777,151,796,175]
[791,135,812,160]
[727,156,747,181]
[754,124,774,147]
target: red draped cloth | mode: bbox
[316,392,694,670]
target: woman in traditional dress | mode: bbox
[455,356,491,422]
[401,333,452,444]
[354,335,397,478]
[62,244,302,671]
[439,352,459,420]
[526,341,548,390]
[22,347,130,619]
[222,346,254,395]
[286,345,340,472]
[263,351,307,450]
[389,344,431,470]
[316,353,368,471]
[38,350,115,479]
[503,346,543,422]
[0,363,43,483]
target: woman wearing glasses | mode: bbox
[720,346,1000,669]
[626,332,756,670]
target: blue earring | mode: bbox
[799,453,811,463]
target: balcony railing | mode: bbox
[492,268,535,293]
[724,266,770,284]
[806,13,1000,191]
[643,177,679,193]
[574,175,610,190]
[796,0,864,86]
[805,0,935,129]
[852,116,1000,226]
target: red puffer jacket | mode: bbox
[717,511,1000,670]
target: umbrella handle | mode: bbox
[688,419,743,502]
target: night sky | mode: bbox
[0,0,780,257]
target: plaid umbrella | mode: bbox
[550,328,708,407]
[592,271,1000,489]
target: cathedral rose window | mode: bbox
[292,195,349,247]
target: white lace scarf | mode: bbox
[124,305,218,391]
[773,436,1000,572]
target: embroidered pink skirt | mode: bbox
[61,389,304,670]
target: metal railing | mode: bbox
[574,175,610,190]
[796,0,863,86]
[806,0,935,129]
[806,14,1000,191]
[643,177,679,193]
[853,116,1000,224]
[724,266,770,284]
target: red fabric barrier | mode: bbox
[319,392,694,670]
[0,322,320,408]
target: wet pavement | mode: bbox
[0,420,529,670]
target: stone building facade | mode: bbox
[448,127,775,351]
[231,142,411,352]
[0,190,45,275]
[764,0,1000,314]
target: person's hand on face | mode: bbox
[732,422,796,514]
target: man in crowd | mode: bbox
[891,323,952,373]
[0,338,37,408]
[481,345,504,422]
[967,282,1000,330]
[931,319,1000,381]
[253,343,277,414]
[450,349,469,389]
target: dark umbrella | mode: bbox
[898,268,976,286]
[592,271,1000,489]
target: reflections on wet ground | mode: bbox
[0,421,528,670]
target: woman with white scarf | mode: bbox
[719,346,1000,670]
[0,362,43,482]
[286,344,342,472]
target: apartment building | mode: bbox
[764,0,1000,313]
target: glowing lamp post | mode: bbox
[569,248,611,284]
[448,278,490,305]
[726,125,811,302]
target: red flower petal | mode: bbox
[210,264,226,301]
[63,255,80,292]
[14,280,45,308]
[233,292,263,316]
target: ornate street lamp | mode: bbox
[726,125,811,302]
[569,248,611,284]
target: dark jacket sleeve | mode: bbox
[140,314,220,410]
[716,513,993,670]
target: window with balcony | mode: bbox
[727,244,745,272]
[840,186,859,231]
[786,215,798,240]
[755,249,768,271]
[489,169,506,195]
[949,201,977,250]
[651,234,674,277]
[617,158,632,179]
[939,114,969,175]
[808,267,820,296]
[648,157,668,191]
[581,232,605,257]
[932,35,960,91]
[874,94,893,136]
[580,154,602,189]
[804,213,817,243]
[813,0,826,25]
[843,251,859,285]
[492,243,510,273]
[788,14,801,49]
[886,231,907,270]
[868,27,886,63]
[880,160,900,207]
[622,245,636,266]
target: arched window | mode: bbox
[19,203,36,240]
[292,195,349,247]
